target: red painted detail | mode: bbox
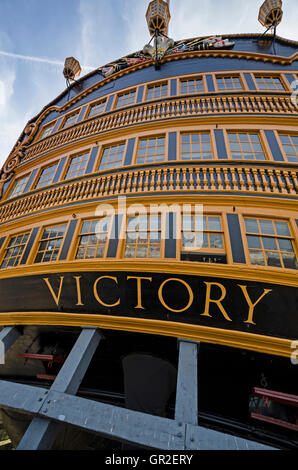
[250,387,298,432]
[251,412,298,431]
[18,353,66,368]
[253,387,298,407]
[36,374,56,381]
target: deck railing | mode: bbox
[23,93,297,163]
[0,164,297,222]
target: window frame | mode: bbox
[179,130,216,161]
[33,223,68,264]
[114,88,137,110]
[252,73,288,92]
[97,140,127,172]
[275,132,298,163]
[86,98,107,119]
[7,173,31,199]
[145,80,169,102]
[63,150,91,181]
[120,212,165,260]
[240,216,298,270]
[73,216,113,261]
[60,110,81,130]
[179,75,208,95]
[34,161,60,189]
[133,133,168,166]
[180,214,226,256]
[224,129,269,161]
[214,73,246,92]
[0,230,31,270]
[37,121,57,141]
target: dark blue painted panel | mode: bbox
[53,157,67,184]
[20,228,39,265]
[107,215,123,258]
[264,131,284,162]
[170,79,177,96]
[124,139,136,166]
[168,133,177,161]
[0,237,5,251]
[24,169,38,193]
[59,220,78,261]
[86,147,99,174]
[227,214,246,264]
[77,106,87,122]
[206,75,215,92]
[214,130,228,159]
[106,95,115,112]
[40,50,298,125]
[296,220,298,229]
[165,213,177,259]
[137,86,144,103]
[244,73,256,90]
[2,180,12,197]
[52,117,63,133]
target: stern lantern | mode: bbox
[258,0,283,28]
[63,57,82,81]
[146,0,171,37]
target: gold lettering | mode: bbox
[74,276,84,306]
[127,276,152,309]
[93,276,120,307]
[201,282,232,322]
[238,285,272,325]
[43,276,64,307]
[158,278,193,313]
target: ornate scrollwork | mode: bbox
[22,122,38,145]
[0,121,38,198]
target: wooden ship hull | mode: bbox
[0,17,297,450]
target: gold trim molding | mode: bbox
[0,261,297,288]
[0,311,293,358]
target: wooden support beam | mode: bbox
[175,339,199,426]
[0,327,21,363]
[16,327,102,450]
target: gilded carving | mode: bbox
[143,36,175,61]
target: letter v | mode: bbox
[43,277,64,306]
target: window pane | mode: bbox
[247,235,262,249]
[208,217,221,231]
[249,250,265,266]
[282,253,298,269]
[266,251,282,267]
[262,237,277,250]
[245,219,259,233]
[210,234,223,248]
[259,220,274,235]
[278,238,294,252]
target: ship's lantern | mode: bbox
[146,0,171,36]
[63,57,82,81]
[258,0,283,28]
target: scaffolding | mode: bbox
[0,326,274,450]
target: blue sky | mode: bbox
[0,0,297,168]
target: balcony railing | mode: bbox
[23,93,297,163]
[0,164,297,223]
